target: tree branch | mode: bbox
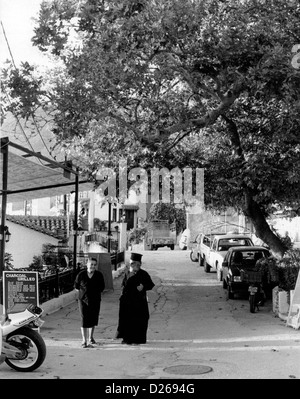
[155,80,246,141]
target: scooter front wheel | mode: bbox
[5,326,46,372]
[249,294,256,313]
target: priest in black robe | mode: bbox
[115,253,155,345]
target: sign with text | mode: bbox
[3,271,39,313]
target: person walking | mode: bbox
[74,257,105,348]
[115,253,155,345]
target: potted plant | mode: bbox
[4,252,14,270]
[255,249,300,318]
[277,249,300,292]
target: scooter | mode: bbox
[240,269,266,313]
[0,304,46,372]
[248,281,266,313]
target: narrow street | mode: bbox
[1,248,299,380]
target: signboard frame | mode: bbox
[3,271,39,313]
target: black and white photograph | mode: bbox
[0,0,300,386]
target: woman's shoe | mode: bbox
[81,342,88,348]
[90,338,96,345]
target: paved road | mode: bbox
[1,249,300,380]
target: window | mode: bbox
[231,250,269,268]
[203,235,212,246]
[218,238,252,250]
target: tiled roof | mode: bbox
[6,215,74,239]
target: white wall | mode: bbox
[94,202,110,221]
[270,216,300,244]
[5,221,59,269]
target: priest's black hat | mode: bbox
[130,252,143,262]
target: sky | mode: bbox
[0,0,47,66]
[0,1,58,157]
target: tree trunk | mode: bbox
[243,191,286,259]
[221,116,286,259]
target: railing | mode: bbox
[110,250,125,271]
[85,231,119,251]
[39,268,78,304]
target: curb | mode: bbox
[41,264,126,316]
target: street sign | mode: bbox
[3,271,39,313]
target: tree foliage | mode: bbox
[1,0,300,257]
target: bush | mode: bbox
[277,249,300,291]
[4,252,14,270]
[28,255,44,271]
[255,249,300,291]
[127,227,148,245]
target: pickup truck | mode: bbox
[145,220,176,250]
[191,232,225,267]
[203,233,254,281]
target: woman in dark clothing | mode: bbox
[74,257,105,348]
[115,253,155,345]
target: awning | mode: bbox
[120,204,139,210]
[0,137,97,281]
[0,139,95,203]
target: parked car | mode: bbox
[198,232,227,268]
[222,246,271,299]
[203,233,254,281]
[190,232,224,265]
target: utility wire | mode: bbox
[1,20,55,162]
[2,86,43,164]
[1,20,16,69]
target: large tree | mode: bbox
[1,0,300,257]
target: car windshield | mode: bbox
[218,238,252,251]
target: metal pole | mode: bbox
[108,201,112,252]
[73,169,79,275]
[0,137,9,305]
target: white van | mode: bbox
[179,229,190,250]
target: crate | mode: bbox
[240,269,262,283]
[269,268,279,282]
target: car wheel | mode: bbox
[216,264,223,282]
[190,251,198,262]
[249,294,256,313]
[227,285,234,299]
[204,259,211,273]
[199,255,204,267]
[223,278,228,289]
